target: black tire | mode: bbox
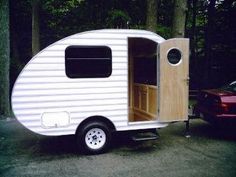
[77,121,111,154]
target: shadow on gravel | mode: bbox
[28,132,153,156]
[189,120,236,141]
[37,135,77,155]
[110,132,159,154]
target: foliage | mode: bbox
[186,0,236,88]
[156,24,171,39]
[0,0,10,117]
[106,9,130,28]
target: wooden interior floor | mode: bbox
[129,111,155,122]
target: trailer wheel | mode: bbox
[77,121,111,154]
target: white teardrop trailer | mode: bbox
[11,29,189,154]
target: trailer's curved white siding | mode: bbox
[11,29,165,136]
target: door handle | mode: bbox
[183,77,190,85]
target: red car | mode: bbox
[194,81,236,124]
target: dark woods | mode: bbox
[186,0,236,89]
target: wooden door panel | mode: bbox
[158,38,189,122]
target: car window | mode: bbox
[222,82,236,93]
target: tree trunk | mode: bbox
[0,0,11,118]
[172,0,188,37]
[32,0,40,56]
[204,0,216,88]
[146,0,157,32]
[190,0,197,58]
[190,0,198,88]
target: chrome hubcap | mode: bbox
[85,128,106,150]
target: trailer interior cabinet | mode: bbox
[133,83,157,121]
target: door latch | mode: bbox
[184,77,190,85]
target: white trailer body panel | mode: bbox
[11,29,167,136]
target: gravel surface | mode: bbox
[0,118,236,177]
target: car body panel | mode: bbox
[195,82,236,123]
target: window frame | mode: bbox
[65,45,112,78]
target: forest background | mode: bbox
[0,0,236,118]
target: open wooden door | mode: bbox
[158,38,189,122]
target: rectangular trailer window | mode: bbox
[65,46,112,78]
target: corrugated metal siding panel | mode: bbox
[18,110,127,122]
[13,98,127,110]
[14,104,127,115]
[13,87,127,97]
[30,56,127,63]
[18,113,128,135]
[12,93,127,103]
[15,75,126,84]
[19,69,126,78]
[14,80,127,90]
[57,39,127,46]
[37,50,127,57]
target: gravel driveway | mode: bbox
[0,118,236,177]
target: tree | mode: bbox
[172,0,188,37]
[146,0,157,32]
[205,0,217,87]
[106,10,130,28]
[0,0,10,118]
[32,0,40,56]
